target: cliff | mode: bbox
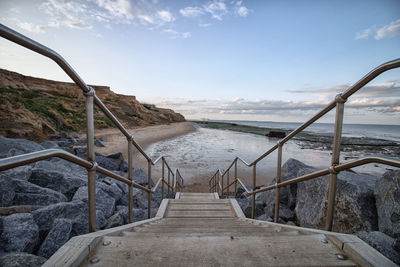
[0,68,185,141]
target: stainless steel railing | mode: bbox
[209,58,400,231]
[0,23,184,232]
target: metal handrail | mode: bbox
[209,58,400,231]
[0,23,184,232]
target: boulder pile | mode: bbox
[0,135,163,264]
[236,158,400,264]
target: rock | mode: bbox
[295,165,378,233]
[133,168,154,187]
[32,200,106,236]
[257,159,313,214]
[72,186,115,218]
[104,212,124,229]
[0,213,39,253]
[287,221,296,226]
[374,170,400,238]
[135,208,148,221]
[0,136,44,155]
[37,218,72,259]
[393,238,400,253]
[0,165,33,181]
[264,203,295,222]
[96,182,123,203]
[356,231,400,265]
[106,152,127,171]
[266,131,286,138]
[0,252,47,267]
[12,179,67,206]
[40,141,59,149]
[236,197,264,218]
[28,169,64,192]
[237,184,251,199]
[0,178,16,207]
[94,139,105,147]
[117,205,148,223]
[256,214,273,222]
[95,154,119,171]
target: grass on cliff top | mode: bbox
[1,86,113,131]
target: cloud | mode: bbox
[355,28,372,40]
[157,10,175,22]
[375,19,400,40]
[234,1,249,17]
[179,7,204,17]
[199,23,212,27]
[355,19,400,40]
[164,29,191,39]
[17,22,45,33]
[203,1,227,21]
[285,81,400,98]
[91,0,133,20]
[150,97,400,118]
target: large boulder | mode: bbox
[0,178,16,207]
[356,231,400,265]
[28,169,64,192]
[116,206,148,223]
[32,200,106,236]
[11,179,67,206]
[295,166,378,233]
[0,213,39,253]
[72,186,115,218]
[0,136,44,155]
[374,170,400,238]
[257,159,314,214]
[264,203,295,222]
[236,197,264,218]
[37,218,72,259]
[0,252,47,267]
[0,165,33,181]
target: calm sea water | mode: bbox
[214,120,400,142]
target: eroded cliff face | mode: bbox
[0,68,185,141]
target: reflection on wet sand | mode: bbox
[144,126,388,191]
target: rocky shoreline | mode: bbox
[235,158,400,264]
[0,135,164,265]
[195,121,400,158]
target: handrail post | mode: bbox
[221,173,224,197]
[274,143,283,223]
[147,159,151,219]
[234,159,238,197]
[172,173,175,196]
[161,158,165,199]
[325,94,346,231]
[227,170,230,197]
[251,164,256,219]
[128,137,134,223]
[85,87,96,232]
[168,170,170,198]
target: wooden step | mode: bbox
[82,234,356,266]
[166,210,234,218]
[122,230,301,237]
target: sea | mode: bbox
[213,120,400,142]
[145,120,399,184]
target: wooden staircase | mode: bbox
[46,193,396,266]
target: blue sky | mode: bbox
[0,0,399,124]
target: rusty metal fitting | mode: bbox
[335,93,346,104]
[277,140,283,147]
[328,165,338,174]
[84,86,95,97]
[87,161,98,171]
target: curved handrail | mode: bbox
[212,58,400,175]
[0,23,177,175]
[0,23,185,231]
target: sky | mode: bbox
[0,0,399,125]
